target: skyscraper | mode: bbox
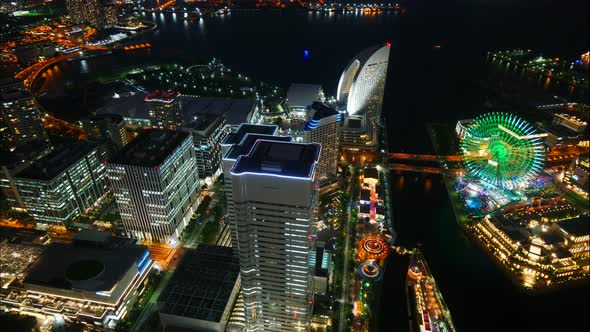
[65,0,106,27]
[303,102,342,184]
[337,44,390,150]
[145,91,183,130]
[107,130,200,243]
[0,80,48,152]
[230,140,320,332]
[220,124,284,255]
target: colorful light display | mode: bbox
[357,235,389,261]
[460,112,545,189]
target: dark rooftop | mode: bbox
[158,244,239,323]
[183,113,224,135]
[309,102,339,120]
[347,117,362,129]
[0,142,52,169]
[557,215,590,237]
[221,124,277,146]
[16,141,99,181]
[224,133,292,160]
[0,87,33,102]
[81,113,124,125]
[364,167,379,179]
[231,140,320,179]
[24,242,147,292]
[541,124,586,139]
[183,97,256,125]
[109,129,190,167]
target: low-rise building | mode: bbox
[0,234,152,330]
[158,244,240,332]
[555,216,590,260]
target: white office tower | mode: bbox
[337,44,390,150]
[107,130,200,243]
[230,140,321,332]
[303,102,342,184]
[221,124,284,255]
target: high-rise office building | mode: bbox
[337,44,390,150]
[230,140,320,332]
[81,114,129,149]
[14,141,109,224]
[107,130,200,243]
[0,144,53,210]
[220,124,284,255]
[303,102,342,183]
[184,114,227,182]
[65,0,106,27]
[145,90,183,130]
[0,80,48,152]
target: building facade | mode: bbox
[184,114,227,182]
[303,102,341,183]
[145,90,183,130]
[65,0,106,26]
[14,142,109,224]
[81,113,129,149]
[107,130,200,243]
[230,140,320,332]
[1,81,48,152]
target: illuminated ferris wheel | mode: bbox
[460,112,546,189]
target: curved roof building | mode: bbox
[337,44,390,121]
[337,44,390,151]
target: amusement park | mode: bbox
[451,111,589,288]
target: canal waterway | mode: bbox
[32,0,589,331]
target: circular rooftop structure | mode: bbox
[357,261,383,281]
[65,259,105,281]
[358,235,389,261]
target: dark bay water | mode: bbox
[35,0,589,330]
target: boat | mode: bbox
[406,249,457,332]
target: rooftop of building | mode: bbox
[81,113,125,125]
[16,141,99,181]
[109,129,190,167]
[554,113,588,126]
[183,97,256,125]
[0,142,52,169]
[304,102,341,131]
[158,244,239,323]
[557,215,589,237]
[221,124,278,146]
[364,167,379,180]
[287,83,323,108]
[541,124,586,139]
[144,90,180,102]
[224,134,292,160]
[183,113,224,135]
[231,140,320,179]
[23,241,148,292]
[0,87,33,102]
[309,102,339,120]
